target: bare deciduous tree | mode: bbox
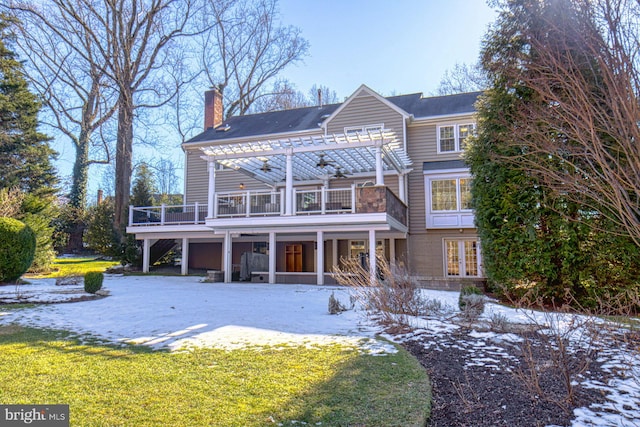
[6,3,118,210]
[200,0,309,118]
[434,62,488,96]
[7,0,205,235]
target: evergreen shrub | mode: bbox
[84,271,104,294]
[0,217,36,283]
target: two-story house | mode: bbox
[126,84,482,289]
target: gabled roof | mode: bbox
[319,84,411,128]
[184,87,482,145]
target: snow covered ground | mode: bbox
[0,274,637,426]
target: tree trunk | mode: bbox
[113,91,134,239]
[69,131,90,209]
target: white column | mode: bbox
[398,173,406,203]
[332,239,338,269]
[369,229,377,284]
[207,161,217,218]
[181,237,189,275]
[223,231,232,283]
[375,143,384,186]
[285,149,294,215]
[269,232,276,284]
[317,230,324,285]
[142,238,150,273]
[389,237,396,274]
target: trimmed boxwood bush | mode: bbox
[84,271,104,294]
[0,217,36,283]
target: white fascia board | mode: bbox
[126,225,215,236]
[206,213,394,231]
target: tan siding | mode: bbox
[326,93,405,140]
[184,149,272,205]
[406,125,431,233]
[405,116,477,279]
[185,150,208,205]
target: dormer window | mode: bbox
[437,123,476,153]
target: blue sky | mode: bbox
[278,0,497,99]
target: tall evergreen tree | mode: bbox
[0,14,58,271]
[0,14,56,196]
[130,163,156,208]
[467,0,640,305]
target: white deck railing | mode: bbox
[128,203,208,226]
[215,189,284,217]
[294,187,354,214]
[129,185,388,226]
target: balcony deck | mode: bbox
[128,186,407,229]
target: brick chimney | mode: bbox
[204,88,223,130]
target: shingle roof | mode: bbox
[422,159,467,171]
[392,91,482,118]
[185,90,482,145]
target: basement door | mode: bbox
[285,244,302,272]
[444,240,482,277]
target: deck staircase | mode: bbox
[150,239,178,265]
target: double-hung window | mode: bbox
[437,123,475,153]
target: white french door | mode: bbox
[445,240,482,277]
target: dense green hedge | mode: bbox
[0,217,36,283]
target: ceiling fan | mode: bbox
[258,159,277,172]
[316,153,334,168]
[332,166,350,179]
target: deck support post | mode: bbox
[369,229,377,284]
[142,238,150,273]
[269,232,276,284]
[316,230,324,285]
[223,231,232,283]
[181,237,189,275]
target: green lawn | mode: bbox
[0,326,430,426]
[27,257,120,279]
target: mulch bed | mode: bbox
[400,327,607,427]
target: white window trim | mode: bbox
[344,123,385,136]
[429,177,473,213]
[437,123,476,154]
[424,169,475,229]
